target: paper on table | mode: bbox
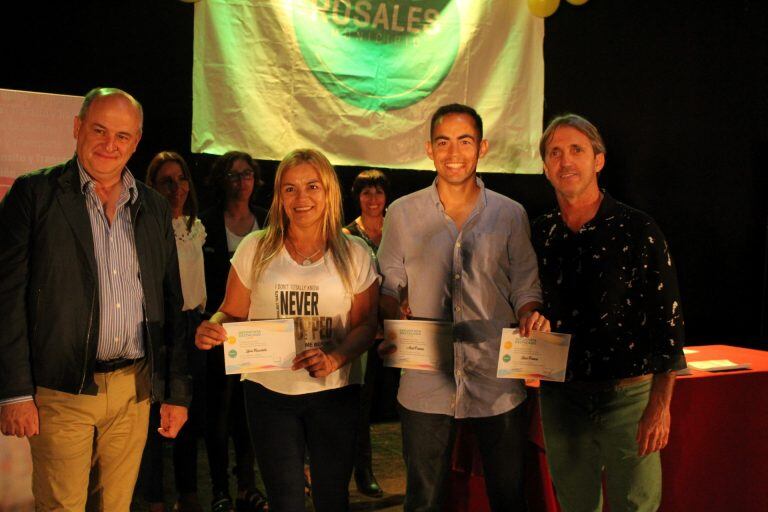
[497,328,571,382]
[687,359,751,372]
[382,319,453,372]
[222,319,296,375]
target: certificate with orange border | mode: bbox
[223,319,296,375]
[382,319,454,372]
[496,328,571,382]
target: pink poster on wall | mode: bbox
[0,89,83,510]
[0,89,83,200]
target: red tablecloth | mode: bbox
[444,345,768,512]
[661,345,768,511]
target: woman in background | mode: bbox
[342,169,389,497]
[196,149,379,512]
[200,151,268,512]
[142,151,206,512]
[344,169,387,250]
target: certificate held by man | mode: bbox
[382,319,453,372]
[496,328,571,382]
[222,319,297,375]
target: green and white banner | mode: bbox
[192,0,544,173]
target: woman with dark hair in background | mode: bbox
[199,151,268,512]
[195,149,379,512]
[344,170,387,249]
[141,151,206,511]
[343,169,389,497]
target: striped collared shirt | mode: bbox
[78,161,145,361]
[0,163,146,406]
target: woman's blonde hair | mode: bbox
[250,148,355,292]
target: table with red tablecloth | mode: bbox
[444,344,768,512]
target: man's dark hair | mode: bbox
[430,104,483,141]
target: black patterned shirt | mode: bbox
[532,192,686,381]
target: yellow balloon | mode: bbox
[528,0,561,18]
[566,0,590,5]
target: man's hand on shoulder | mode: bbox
[0,401,39,437]
[158,403,188,439]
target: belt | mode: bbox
[557,374,652,392]
[94,357,143,373]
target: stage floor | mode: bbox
[131,422,407,512]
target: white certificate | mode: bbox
[496,328,571,382]
[222,319,296,375]
[687,359,751,372]
[382,319,453,372]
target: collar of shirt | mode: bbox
[427,176,488,219]
[550,189,618,238]
[76,157,138,205]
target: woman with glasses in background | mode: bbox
[142,151,206,511]
[199,151,268,512]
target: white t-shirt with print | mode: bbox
[230,233,379,395]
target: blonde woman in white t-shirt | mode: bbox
[196,149,380,512]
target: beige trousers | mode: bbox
[28,361,151,511]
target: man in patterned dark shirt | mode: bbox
[531,114,686,512]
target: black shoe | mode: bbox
[354,468,383,497]
[211,491,234,512]
[236,489,268,512]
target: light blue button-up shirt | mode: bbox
[377,178,541,418]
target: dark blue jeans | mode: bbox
[399,403,527,512]
[204,344,256,496]
[243,382,360,512]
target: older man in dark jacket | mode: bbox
[0,87,190,511]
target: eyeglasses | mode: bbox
[156,176,190,190]
[225,169,255,182]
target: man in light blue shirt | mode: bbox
[378,104,549,511]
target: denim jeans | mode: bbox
[204,344,256,496]
[540,379,661,512]
[243,382,359,512]
[398,403,527,512]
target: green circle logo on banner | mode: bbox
[293,1,460,111]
